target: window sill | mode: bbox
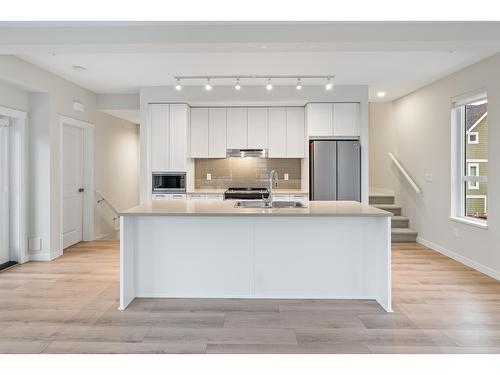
[450,216,488,229]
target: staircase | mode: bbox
[369,191,418,242]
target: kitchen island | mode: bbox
[119,200,392,311]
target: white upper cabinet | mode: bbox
[333,103,360,137]
[268,107,287,158]
[307,103,333,136]
[226,108,248,149]
[151,103,189,171]
[307,103,360,137]
[190,107,209,158]
[169,104,189,171]
[247,108,268,149]
[286,107,305,158]
[208,108,227,158]
[150,104,169,171]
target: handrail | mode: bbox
[95,190,120,222]
[389,153,422,194]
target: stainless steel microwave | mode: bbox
[152,172,186,193]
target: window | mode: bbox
[468,132,479,144]
[467,163,479,190]
[451,93,488,225]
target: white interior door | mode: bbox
[0,117,9,264]
[62,124,84,249]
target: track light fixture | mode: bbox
[204,78,212,91]
[175,78,182,91]
[296,78,302,90]
[266,78,273,91]
[173,75,336,92]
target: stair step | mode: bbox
[392,228,418,242]
[373,204,401,216]
[369,195,395,205]
[391,216,409,228]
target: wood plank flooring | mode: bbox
[1,241,500,354]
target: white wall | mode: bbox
[94,111,139,239]
[370,52,500,279]
[0,80,30,112]
[0,56,139,260]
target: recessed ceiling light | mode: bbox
[296,78,302,90]
[235,78,241,90]
[325,77,333,90]
[175,78,182,91]
[377,92,386,98]
[205,78,212,91]
[266,78,273,91]
[72,65,87,72]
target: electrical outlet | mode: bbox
[284,173,289,181]
[206,173,212,181]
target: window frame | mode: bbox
[467,162,480,190]
[450,90,488,228]
[467,132,479,144]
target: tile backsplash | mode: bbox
[195,158,301,189]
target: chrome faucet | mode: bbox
[266,170,279,207]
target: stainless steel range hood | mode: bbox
[226,149,268,158]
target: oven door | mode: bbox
[152,173,186,193]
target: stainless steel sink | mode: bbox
[234,200,306,208]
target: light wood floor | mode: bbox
[1,241,500,354]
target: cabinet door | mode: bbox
[190,108,209,158]
[247,108,268,149]
[150,104,169,171]
[268,107,286,158]
[208,108,227,158]
[333,103,360,137]
[226,108,248,149]
[286,107,305,157]
[306,103,333,136]
[169,104,188,171]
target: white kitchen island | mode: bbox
[119,200,393,312]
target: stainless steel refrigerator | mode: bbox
[309,140,361,201]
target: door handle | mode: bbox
[78,188,85,193]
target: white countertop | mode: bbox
[120,200,391,217]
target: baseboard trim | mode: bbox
[417,236,500,281]
[29,252,52,261]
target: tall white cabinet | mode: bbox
[268,107,287,158]
[226,108,248,149]
[150,103,189,171]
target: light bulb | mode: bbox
[205,78,212,91]
[235,78,241,90]
[266,79,273,91]
[325,77,333,91]
[296,78,302,90]
[175,78,182,91]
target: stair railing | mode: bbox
[95,190,120,225]
[389,153,422,194]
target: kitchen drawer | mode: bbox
[187,194,207,200]
[171,194,187,200]
[273,194,291,202]
[153,193,187,200]
[291,194,309,202]
[205,194,224,201]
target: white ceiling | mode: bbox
[20,50,495,101]
[2,22,500,101]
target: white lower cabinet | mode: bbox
[272,194,291,202]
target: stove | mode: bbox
[224,187,270,200]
